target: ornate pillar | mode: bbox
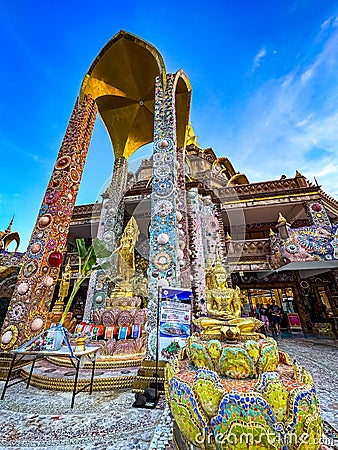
[83,157,129,320]
[187,188,207,317]
[201,196,225,263]
[146,74,181,358]
[176,146,191,288]
[0,95,97,350]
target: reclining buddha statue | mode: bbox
[193,255,263,339]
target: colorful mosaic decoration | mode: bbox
[186,335,279,378]
[270,224,338,268]
[167,338,322,449]
[0,96,97,350]
[84,156,129,319]
[175,146,191,288]
[147,72,191,358]
[187,189,208,316]
[308,201,331,227]
[201,197,225,264]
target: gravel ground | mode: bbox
[0,336,337,449]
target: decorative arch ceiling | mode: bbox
[80,31,166,159]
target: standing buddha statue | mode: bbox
[52,259,71,313]
[109,216,140,301]
[48,259,77,332]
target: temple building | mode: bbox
[1,30,338,354]
[58,140,338,338]
[0,31,334,450]
[3,140,337,339]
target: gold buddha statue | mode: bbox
[48,259,77,332]
[193,255,263,339]
[52,259,71,313]
[109,216,140,301]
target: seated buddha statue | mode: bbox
[193,255,263,338]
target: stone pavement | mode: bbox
[278,336,338,430]
[0,336,337,449]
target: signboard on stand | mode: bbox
[159,287,192,360]
[287,313,301,328]
[287,313,304,337]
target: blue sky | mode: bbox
[1,0,338,251]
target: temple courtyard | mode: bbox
[0,336,337,450]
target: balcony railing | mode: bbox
[218,177,318,202]
[226,238,271,260]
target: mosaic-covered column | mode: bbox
[176,146,191,288]
[146,74,182,358]
[187,188,207,316]
[201,196,225,263]
[83,157,129,320]
[1,95,97,350]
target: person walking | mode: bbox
[267,300,282,337]
[255,303,261,319]
[259,303,269,335]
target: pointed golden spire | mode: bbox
[277,212,287,224]
[185,122,200,147]
[212,250,228,279]
[225,232,232,241]
[295,170,303,177]
[269,228,275,237]
[214,248,225,269]
[5,215,14,233]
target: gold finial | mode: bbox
[295,170,302,177]
[225,232,232,241]
[213,251,227,277]
[5,215,14,233]
[185,122,200,147]
[269,228,275,237]
[278,213,287,224]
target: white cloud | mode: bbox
[321,18,331,30]
[229,17,338,200]
[252,47,267,71]
[295,118,308,128]
[300,69,313,83]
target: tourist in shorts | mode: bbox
[267,300,282,336]
[259,304,269,334]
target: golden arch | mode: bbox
[80,31,167,160]
[0,31,193,350]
